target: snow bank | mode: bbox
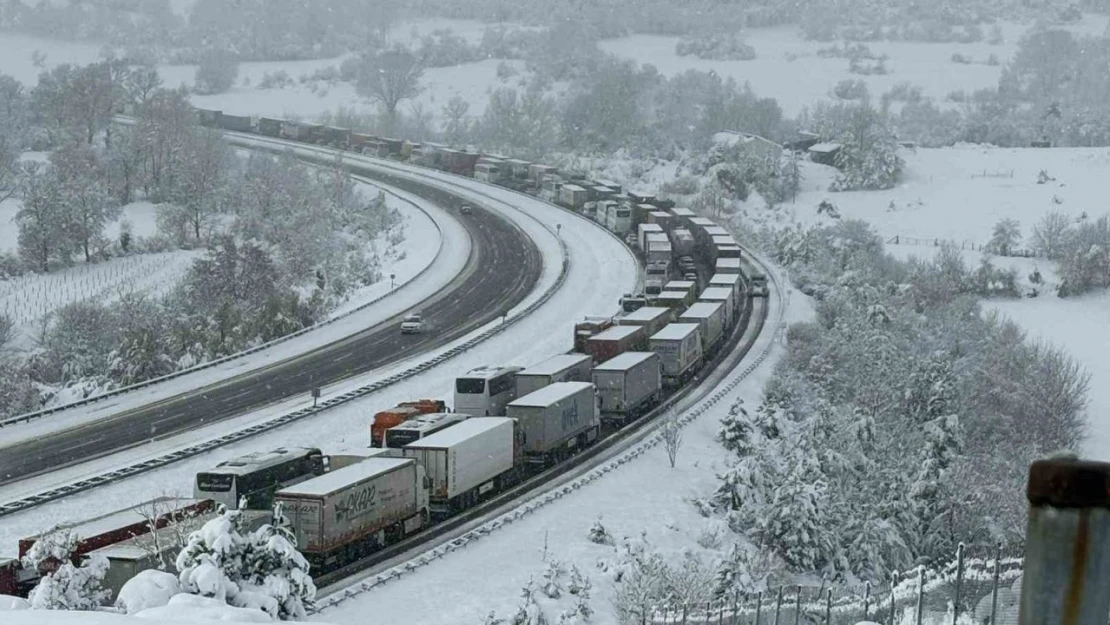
[115,570,180,614]
[135,593,274,622]
[0,594,31,610]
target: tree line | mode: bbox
[691,219,1087,586]
[0,62,400,419]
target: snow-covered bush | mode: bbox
[675,35,757,61]
[134,593,274,622]
[587,519,614,545]
[20,528,111,609]
[0,595,31,610]
[175,501,316,620]
[115,569,180,614]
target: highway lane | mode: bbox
[0,172,543,485]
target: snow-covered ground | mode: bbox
[308,262,799,625]
[0,153,638,559]
[599,18,1109,117]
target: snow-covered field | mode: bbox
[777,145,1110,460]
[0,155,638,559]
[600,18,1109,117]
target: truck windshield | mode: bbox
[385,429,421,448]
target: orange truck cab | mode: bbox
[370,399,448,447]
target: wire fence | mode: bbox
[645,544,1027,625]
[884,235,1043,259]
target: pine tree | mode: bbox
[716,398,755,455]
[175,503,253,604]
[245,501,317,619]
[908,414,962,559]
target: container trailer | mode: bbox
[258,117,283,137]
[559,184,589,210]
[649,211,675,232]
[220,114,253,133]
[275,458,428,570]
[592,351,662,422]
[708,273,744,310]
[574,316,615,353]
[647,239,673,266]
[515,353,593,398]
[679,301,726,356]
[401,417,519,516]
[716,257,743,275]
[711,234,737,248]
[699,287,737,328]
[651,291,690,315]
[584,325,645,364]
[662,280,697,306]
[638,223,664,251]
[644,261,668,296]
[716,245,743,259]
[507,382,600,461]
[618,306,675,339]
[649,323,703,385]
[670,228,696,257]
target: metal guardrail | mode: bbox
[0,152,581,519]
[0,172,450,429]
[310,247,785,613]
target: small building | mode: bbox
[808,142,843,167]
[713,130,784,163]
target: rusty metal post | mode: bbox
[863,581,871,620]
[825,588,832,625]
[773,586,783,625]
[915,566,924,625]
[952,542,966,625]
[755,592,762,625]
[1018,458,1110,625]
[990,542,1002,625]
[793,586,801,625]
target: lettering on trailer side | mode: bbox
[335,484,377,523]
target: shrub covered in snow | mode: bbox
[675,35,757,61]
[19,529,112,610]
[115,570,180,615]
[175,502,316,620]
[0,595,31,610]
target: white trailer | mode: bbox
[671,228,696,257]
[507,381,599,461]
[275,458,427,565]
[679,301,725,355]
[515,353,593,398]
[649,323,703,385]
[592,351,662,422]
[647,239,673,266]
[402,417,517,516]
[699,287,736,328]
[715,257,743,275]
[638,223,664,251]
[709,273,743,310]
[559,184,589,209]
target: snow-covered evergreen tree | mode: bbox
[22,529,111,610]
[716,398,755,455]
[908,414,963,559]
[587,518,613,545]
[176,500,315,620]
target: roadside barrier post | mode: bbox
[1018,457,1110,625]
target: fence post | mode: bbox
[682,603,688,625]
[719,599,725,625]
[707,602,712,625]
[793,586,801,625]
[863,581,871,620]
[890,575,897,625]
[825,588,832,625]
[915,566,924,625]
[755,592,762,625]
[1018,458,1110,625]
[990,542,1002,625]
[773,586,783,625]
[952,542,965,625]
[733,590,740,625]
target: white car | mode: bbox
[400,314,424,334]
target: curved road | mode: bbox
[0,169,543,485]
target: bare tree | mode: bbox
[355,46,424,123]
[661,412,683,468]
[194,49,239,95]
[131,497,207,571]
[16,161,67,272]
[0,74,27,203]
[50,144,119,262]
[126,65,163,110]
